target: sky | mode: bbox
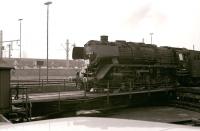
[0,0,200,59]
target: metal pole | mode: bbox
[42,79,44,92]
[39,66,41,85]
[8,42,12,58]
[64,79,66,89]
[44,1,52,84]
[150,33,154,44]
[18,19,23,59]
[25,88,28,119]
[129,81,132,99]
[107,80,110,105]
[58,85,61,111]
[84,79,86,97]
[46,5,49,84]
[66,39,69,68]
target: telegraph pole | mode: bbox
[66,39,69,61]
[8,42,12,58]
[61,39,70,68]
[3,40,19,58]
[18,19,23,59]
[150,33,154,44]
[142,38,145,43]
[66,39,69,67]
[72,42,76,47]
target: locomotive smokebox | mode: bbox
[100,35,108,43]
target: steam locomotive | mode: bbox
[73,36,200,92]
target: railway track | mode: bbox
[170,87,200,112]
[170,100,200,112]
[11,80,200,113]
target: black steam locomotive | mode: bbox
[73,36,200,92]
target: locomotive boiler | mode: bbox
[73,36,200,92]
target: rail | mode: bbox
[11,79,74,87]
[10,79,78,95]
[10,79,175,121]
[10,79,78,122]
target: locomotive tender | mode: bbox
[73,36,200,91]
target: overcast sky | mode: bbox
[0,0,200,59]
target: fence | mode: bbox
[11,79,77,94]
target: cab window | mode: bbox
[179,53,183,61]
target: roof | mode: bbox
[0,59,14,69]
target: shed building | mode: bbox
[0,60,13,114]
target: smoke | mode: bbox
[126,2,167,30]
[127,3,152,27]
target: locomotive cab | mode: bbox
[174,48,190,85]
[175,49,189,73]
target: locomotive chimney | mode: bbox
[100,35,108,43]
